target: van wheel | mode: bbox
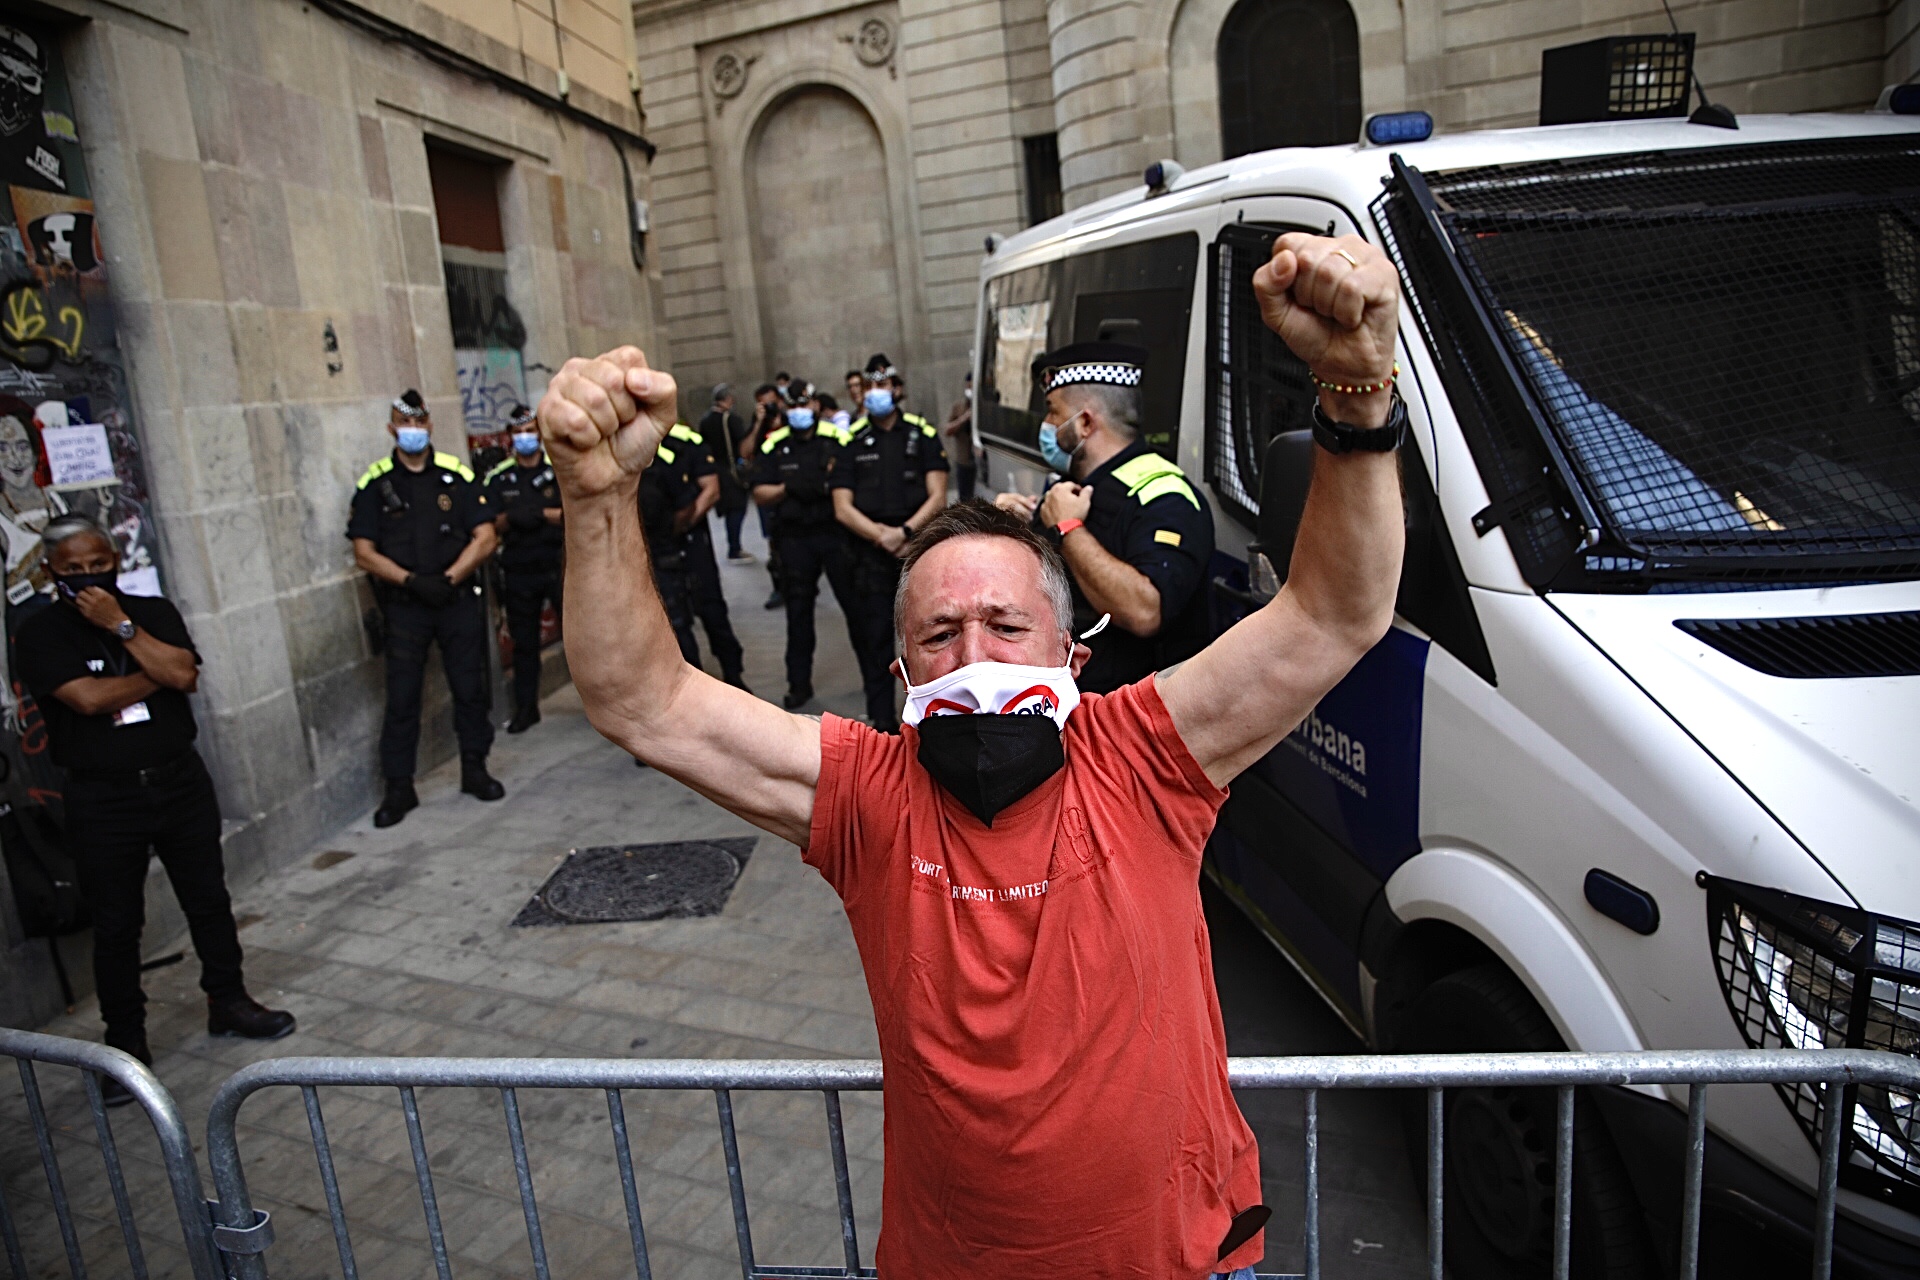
[1398,963,1653,1280]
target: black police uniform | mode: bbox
[14,592,290,1057]
[483,453,563,717]
[829,408,947,727]
[750,419,855,700]
[670,422,747,685]
[347,450,494,781]
[1042,440,1215,693]
[640,430,707,666]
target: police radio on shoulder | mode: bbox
[1310,391,1407,455]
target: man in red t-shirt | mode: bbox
[539,231,1406,1278]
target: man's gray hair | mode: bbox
[1064,382,1140,437]
[892,501,1074,645]
[42,515,110,548]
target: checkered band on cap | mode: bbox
[1044,361,1142,393]
[391,397,428,419]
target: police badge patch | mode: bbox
[437,493,452,511]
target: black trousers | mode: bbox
[501,564,560,711]
[845,540,903,728]
[683,521,745,680]
[775,526,855,692]
[955,464,977,502]
[380,586,494,778]
[65,750,243,1039]
[650,541,699,665]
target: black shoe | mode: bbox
[460,756,505,801]
[763,590,784,609]
[207,993,296,1041]
[373,778,418,828]
[100,1030,152,1108]
[782,685,813,710]
[507,703,541,734]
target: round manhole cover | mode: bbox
[542,842,742,923]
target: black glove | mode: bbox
[407,572,456,607]
[509,506,545,532]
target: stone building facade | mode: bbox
[637,0,1913,425]
[0,0,658,1026]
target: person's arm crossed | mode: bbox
[44,531,197,715]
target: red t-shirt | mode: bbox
[805,677,1263,1278]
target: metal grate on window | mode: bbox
[1376,135,1920,588]
[1676,611,1920,678]
[1205,223,1317,528]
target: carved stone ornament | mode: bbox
[710,51,750,100]
[854,18,894,66]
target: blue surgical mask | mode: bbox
[396,426,430,454]
[1037,418,1077,473]
[864,387,895,417]
[786,407,814,430]
[511,431,541,457]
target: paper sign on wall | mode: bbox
[40,422,118,489]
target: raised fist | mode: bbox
[537,346,679,501]
[1253,233,1400,393]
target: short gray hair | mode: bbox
[892,501,1073,644]
[1063,382,1140,437]
[42,515,110,549]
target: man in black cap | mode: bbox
[831,354,947,729]
[348,390,504,826]
[15,517,294,1103]
[701,384,755,563]
[483,404,563,733]
[995,343,1214,693]
[751,380,854,709]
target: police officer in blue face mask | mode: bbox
[830,354,948,730]
[348,390,504,826]
[483,404,563,733]
[751,380,854,709]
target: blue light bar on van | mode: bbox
[1364,111,1434,146]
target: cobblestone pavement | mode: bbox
[3,510,1427,1279]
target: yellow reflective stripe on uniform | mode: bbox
[669,423,703,445]
[760,426,791,452]
[903,413,936,438]
[656,442,676,465]
[821,423,852,445]
[1111,452,1200,510]
[432,451,475,482]
[1154,528,1182,546]
[484,458,516,482]
[848,417,870,433]
[356,456,396,489]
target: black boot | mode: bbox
[461,755,504,801]
[507,702,541,734]
[782,684,813,710]
[207,992,296,1040]
[374,778,418,828]
[100,1027,152,1109]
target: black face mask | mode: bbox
[54,570,116,602]
[915,714,1065,827]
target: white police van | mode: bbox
[971,107,1920,1278]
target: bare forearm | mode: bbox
[123,633,198,691]
[353,540,412,587]
[447,527,496,583]
[908,473,947,531]
[54,673,160,716]
[833,491,890,544]
[563,491,692,748]
[753,484,785,506]
[693,475,720,520]
[1059,531,1161,635]
[1284,409,1403,652]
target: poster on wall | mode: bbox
[0,20,166,815]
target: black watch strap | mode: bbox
[1311,392,1407,455]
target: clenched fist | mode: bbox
[537,346,679,502]
[1253,233,1400,423]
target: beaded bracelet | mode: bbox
[1308,362,1399,396]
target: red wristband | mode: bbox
[1054,518,1085,537]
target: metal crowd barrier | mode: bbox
[7,1036,1918,1280]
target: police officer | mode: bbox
[750,381,853,709]
[638,420,710,671]
[673,419,749,689]
[483,404,562,733]
[348,390,504,827]
[830,354,947,730]
[996,343,1215,693]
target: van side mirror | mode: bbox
[1251,429,1315,598]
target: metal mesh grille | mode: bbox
[1205,223,1318,526]
[1677,611,1920,677]
[1378,136,1920,584]
[1707,878,1920,1211]
[1604,37,1692,117]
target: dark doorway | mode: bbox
[1216,0,1361,158]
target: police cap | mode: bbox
[1031,342,1147,395]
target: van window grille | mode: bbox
[1676,611,1920,678]
[1376,135,1920,586]
[1206,222,1317,528]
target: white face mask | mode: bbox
[901,659,1080,731]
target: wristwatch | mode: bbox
[900,522,914,539]
[114,618,136,641]
[1311,391,1407,455]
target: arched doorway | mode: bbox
[1216,0,1360,158]
[748,86,902,383]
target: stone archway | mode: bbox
[1217,0,1361,157]
[747,86,903,386]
